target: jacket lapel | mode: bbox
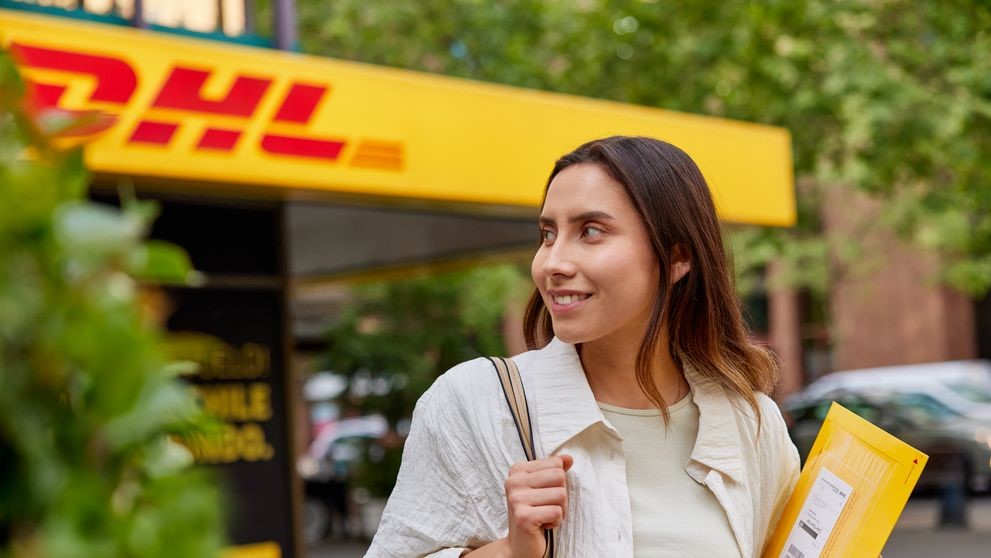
[683,366,747,485]
[524,338,618,456]
[684,365,754,557]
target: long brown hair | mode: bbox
[523,136,778,429]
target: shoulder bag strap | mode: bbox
[487,356,555,558]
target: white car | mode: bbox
[791,360,991,421]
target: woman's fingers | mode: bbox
[505,455,572,528]
[523,504,565,529]
[521,466,568,488]
[504,456,573,557]
[508,455,572,476]
[508,486,568,509]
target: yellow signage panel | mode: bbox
[221,542,280,558]
[1,9,795,225]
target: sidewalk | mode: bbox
[308,496,991,557]
[881,495,991,557]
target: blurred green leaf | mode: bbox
[142,438,195,479]
[126,240,197,285]
[0,50,223,558]
[0,52,24,105]
[34,109,108,138]
[54,202,145,256]
[103,381,202,450]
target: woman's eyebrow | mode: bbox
[539,210,615,226]
[539,211,615,226]
[569,210,616,223]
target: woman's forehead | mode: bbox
[543,164,632,216]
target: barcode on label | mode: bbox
[798,520,819,539]
[787,544,805,558]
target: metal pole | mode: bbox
[132,0,147,29]
[273,0,298,51]
[243,0,256,35]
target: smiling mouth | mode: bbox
[551,294,591,305]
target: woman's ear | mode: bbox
[670,244,692,284]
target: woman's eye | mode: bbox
[540,229,556,242]
[582,225,604,238]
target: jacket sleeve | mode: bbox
[364,379,487,558]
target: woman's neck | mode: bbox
[578,331,688,410]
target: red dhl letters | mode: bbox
[152,67,270,117]
[13,43,136,103]
[9,41,403,171]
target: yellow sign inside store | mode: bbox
[221,542,280,558]
[1,9,795,226]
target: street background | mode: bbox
[3,1,990,557]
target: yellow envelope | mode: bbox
[763,402,928,558]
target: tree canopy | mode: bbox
[258,0,991,296]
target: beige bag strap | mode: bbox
[487,357,555,558]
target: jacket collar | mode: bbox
[527,338,746,484]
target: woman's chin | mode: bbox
[550,327,594,345]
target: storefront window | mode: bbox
[5,0,248,37]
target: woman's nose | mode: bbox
[542,241,578,278]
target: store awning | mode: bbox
[2,8,795,226]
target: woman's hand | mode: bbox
[504,454,574,558]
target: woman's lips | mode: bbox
[548,293,592,313]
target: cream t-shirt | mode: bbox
[598,391,741,557]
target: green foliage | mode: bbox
[287,0,991,297]
[326,264,526,424]
[348,439,405,500]
[323,264,526,495]
[0,53,223,557]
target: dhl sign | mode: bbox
[1,9,795,226]
[11,41,394,167]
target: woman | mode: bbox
[366,136,800,557]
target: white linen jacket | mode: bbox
[365,338,801,558]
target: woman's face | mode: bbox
[532,163,660,346]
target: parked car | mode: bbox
[297,415,389,544]
[785,391,991,493]
[792,360,991,421]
